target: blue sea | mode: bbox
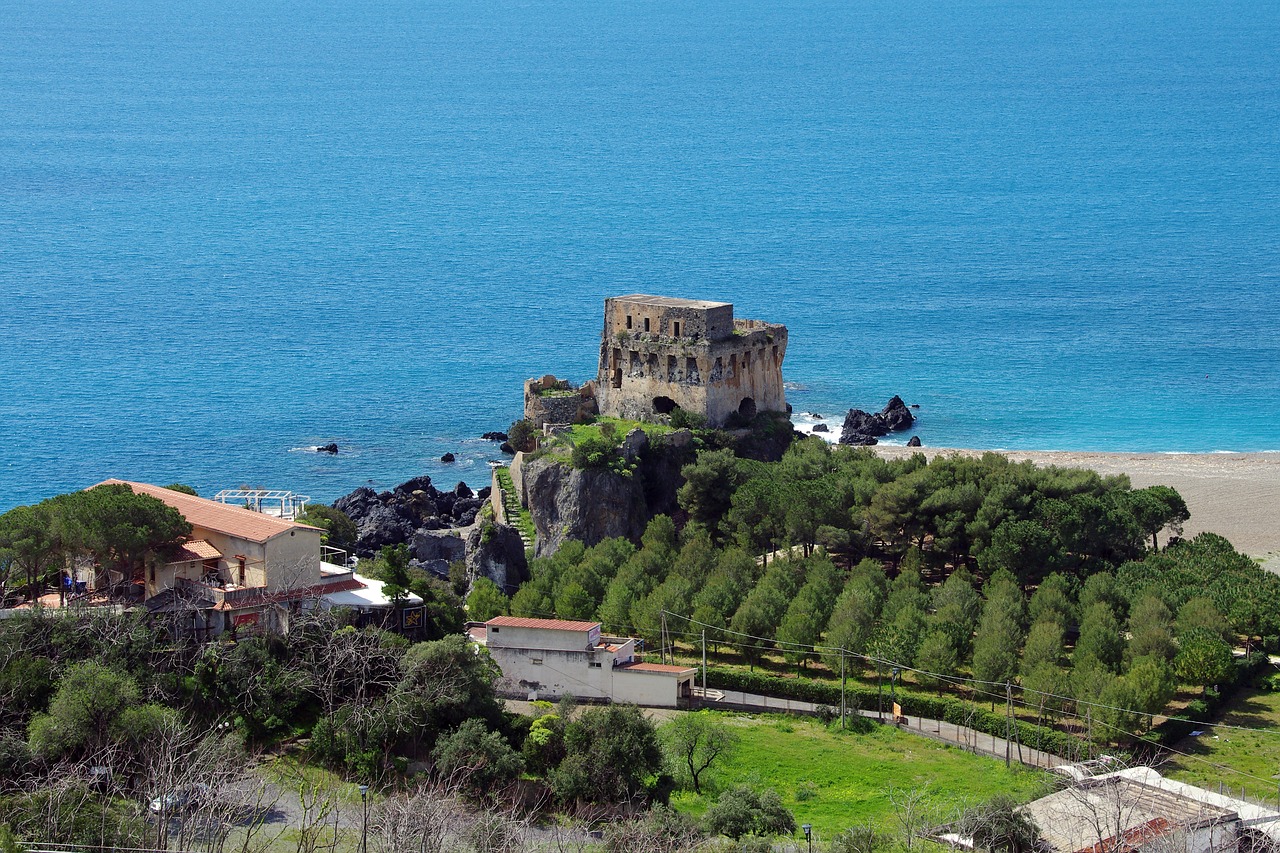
[2,0,1278,510]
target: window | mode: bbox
[531,658,543,665]
[626,314,632,329]
[589,661,603,669]
[491,626,499,633]
[644,317,651,332]
[674,321,681,337]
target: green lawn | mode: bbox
[668,713,1051,846]
[566,417,676,445]
[1163,686,1280,804]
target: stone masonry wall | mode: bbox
[596,296,787,427]
[523,375,598,428]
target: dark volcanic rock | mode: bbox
[839,409,888,445]
[812,423,829,434]
[481,432,509,442]
[879,395,915,431]
[500,441,515,454]
[440,452,456,463]
[333,474,486,556]
[466,522,530,594]
[395,476,434,495]
[411,529,466,564]
[317,443,339,454]
[907,436,922,447]
[839,396,916,446]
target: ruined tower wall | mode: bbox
[595,295,787,427]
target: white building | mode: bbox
[1018,767,1280,853]
[467,616,697,708]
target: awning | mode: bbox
[167,539,223,564]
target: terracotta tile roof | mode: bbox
[93,480,321,544]
[486,615,601,632]
[615,661,697,675]
[167,539,223,563]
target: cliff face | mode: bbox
[520,455,649,558]
[465,522,529,594]
[515,429,699,558]
[514,421,791,558]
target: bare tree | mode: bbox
[370,782,459,853]
[886,784,933,851]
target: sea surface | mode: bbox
[1,0,1278,510]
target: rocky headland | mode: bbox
[334,475,489,557]
[839,395,916,446]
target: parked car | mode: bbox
[147,784,211,815]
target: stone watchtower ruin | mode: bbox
[596,295,788,427]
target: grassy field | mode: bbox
[566,416,677,445]
[1163,686,1280,806]
[667,713,1051,846]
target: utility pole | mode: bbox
[1005,682,1013,768]
[701,629,707,696]
[840,649,847,730]
[661,610,668,665]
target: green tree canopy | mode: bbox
[660,710,739,793]
[466,577,509,622]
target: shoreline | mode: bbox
[870,445,1280,572]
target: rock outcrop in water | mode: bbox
[839,396,916,446]
[334,476,490,557]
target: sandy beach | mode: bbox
[871,447,1280,573]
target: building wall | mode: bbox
[191,528,269,588]
[603,297,734,342]
[523,375,599,428]
[488,646,615,701]
[263,528,323,590]
[612,670,692,707]
[596,315,788,427]
[488,622,600,653]
[146,558,207,598]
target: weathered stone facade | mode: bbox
[522,375,599,428]
[595,295,788,427]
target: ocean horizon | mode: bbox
[2,0,1278,510]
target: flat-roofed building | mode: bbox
[1018,767,1280,853]
[468,615,696,707]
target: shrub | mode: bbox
[671,408,708,430]
[507,420,536,453]
[431,718,524,797]
[702,786,796,839]
[570,432,634,476]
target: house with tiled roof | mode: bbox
[467,615,697,707]
[91,480,418,637]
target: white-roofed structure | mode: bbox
[467,615,697,707]
[1016,766,1280,853]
